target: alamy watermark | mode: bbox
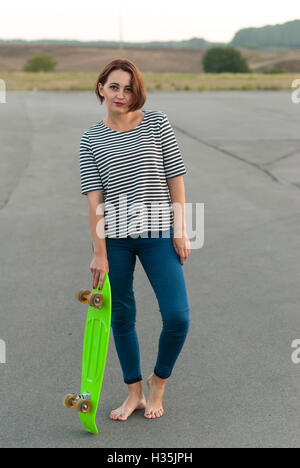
[291,79,300,104]
[0,79,6,103]
[291,339,300,364]
[94,196,204,248]
[0,340,6,364]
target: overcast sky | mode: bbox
[2,0,299,43]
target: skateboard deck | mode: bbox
[63,273,111,434]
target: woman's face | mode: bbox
[98,69,133,113]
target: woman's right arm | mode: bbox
[87,191,109,290]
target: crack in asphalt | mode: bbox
[174,125,300,190]
[0,96,33,211]
[263,148,300,166]
[1,112,299,214]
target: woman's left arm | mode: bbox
[167,176,191,266]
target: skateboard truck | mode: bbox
[62,393,92,414]
[75,289,104,309]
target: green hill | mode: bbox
[231,19,300,49]
[1,19,300,50]
[0,37,226,49]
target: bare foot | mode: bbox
[110,393,146,421]
[144,373,167,419]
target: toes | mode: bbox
[119,413,128,421]
[110,410,123,420]
[110,412,127,421]
[118,415,127,421]
[116,411,127,421]
[145,408,164,419]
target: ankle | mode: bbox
[128,382,144,397]
[152,373,168,386]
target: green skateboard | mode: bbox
[63,273,111,434]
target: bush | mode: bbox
[24,55,57,72]
[203,47,250,73]
[263,68,285,74]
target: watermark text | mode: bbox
[0,340,6,364]
[94,196,204,248]
[291,79,300,104]
[0,79,6,103]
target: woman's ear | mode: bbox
[98,83,103,97]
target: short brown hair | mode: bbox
[94,59,146,112]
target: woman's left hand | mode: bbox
[172,230,191,266]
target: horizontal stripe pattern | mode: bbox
[79,109,186,238]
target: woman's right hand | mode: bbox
[90,253,109,290]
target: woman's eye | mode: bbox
[110,86,132,92]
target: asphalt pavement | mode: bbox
[0,90,300,448]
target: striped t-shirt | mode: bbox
[79,109,187,238]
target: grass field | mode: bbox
[0,71,299,91]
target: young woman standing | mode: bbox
[79,59,191,421]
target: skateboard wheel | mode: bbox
[76,289,90,304]
[62,394,77,409]
[75,399,92,414]
[87,293,104,309]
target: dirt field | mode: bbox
[1,44,300,73]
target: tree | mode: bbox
[203,47,250,73]
[24,55,57,72]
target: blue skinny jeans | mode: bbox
[93,227,190,384]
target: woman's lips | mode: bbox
[115,103,124,106]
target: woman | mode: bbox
[79,59,191,421]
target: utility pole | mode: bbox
[119,0,124,49]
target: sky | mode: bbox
[1,0,299,44]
